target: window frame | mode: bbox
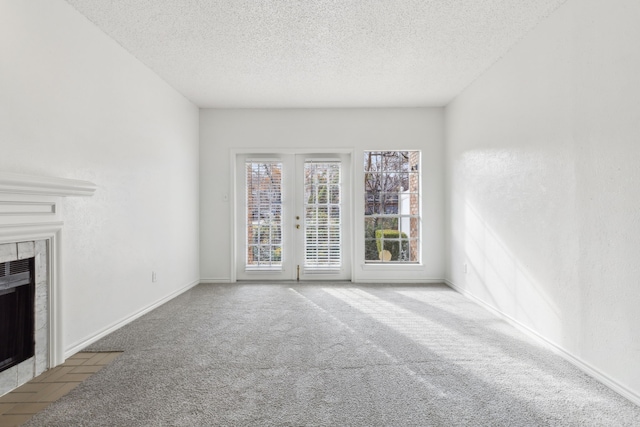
[363,150,421,265]
[302,160,342,270]
[244,160,284,270]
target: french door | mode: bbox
[235,153,351,281]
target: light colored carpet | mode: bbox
[25,283,640,426]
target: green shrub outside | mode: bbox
[375,229,408,261]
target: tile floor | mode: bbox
[0,352,122,427]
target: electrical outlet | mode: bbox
[152,271,157,282]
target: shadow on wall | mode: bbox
[460,199,562,342]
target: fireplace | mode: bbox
[0,257,35,373]
[0,240,49,394]
[0,171,96,396]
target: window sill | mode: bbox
[360,263,424,272]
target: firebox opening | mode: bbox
[0,257,35,373]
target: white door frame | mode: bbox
[229,148,354,282]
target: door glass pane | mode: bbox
[246,161,283,269]
[304,162,341,268]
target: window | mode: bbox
[364,151,420,263]
[246,161,283,269]
[304,161,341,269]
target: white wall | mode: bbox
[200,108,444,283]
[446,0,640,402]
[0,1,200,355]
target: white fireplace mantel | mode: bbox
[0,171,97,374]
[0,171,96,197]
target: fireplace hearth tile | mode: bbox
[0,402,17,415]
[0,352,121,425]
[4,402,50,416]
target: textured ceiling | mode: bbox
[64,0,567,108]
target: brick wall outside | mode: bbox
[409,151,420,262]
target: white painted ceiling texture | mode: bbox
[65,0,567,108]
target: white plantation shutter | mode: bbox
[245,161,283,269]
[304,161,341,270]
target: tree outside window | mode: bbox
[364,151,420,263]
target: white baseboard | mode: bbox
[201,278,446,284]
[354,278,445,284]
[199,278,232,284]
[444,279,640,407]
[64,279,201,358]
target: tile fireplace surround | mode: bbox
[0,172,96,396]
[0,239,48,396]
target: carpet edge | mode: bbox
[63,279,201,359]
